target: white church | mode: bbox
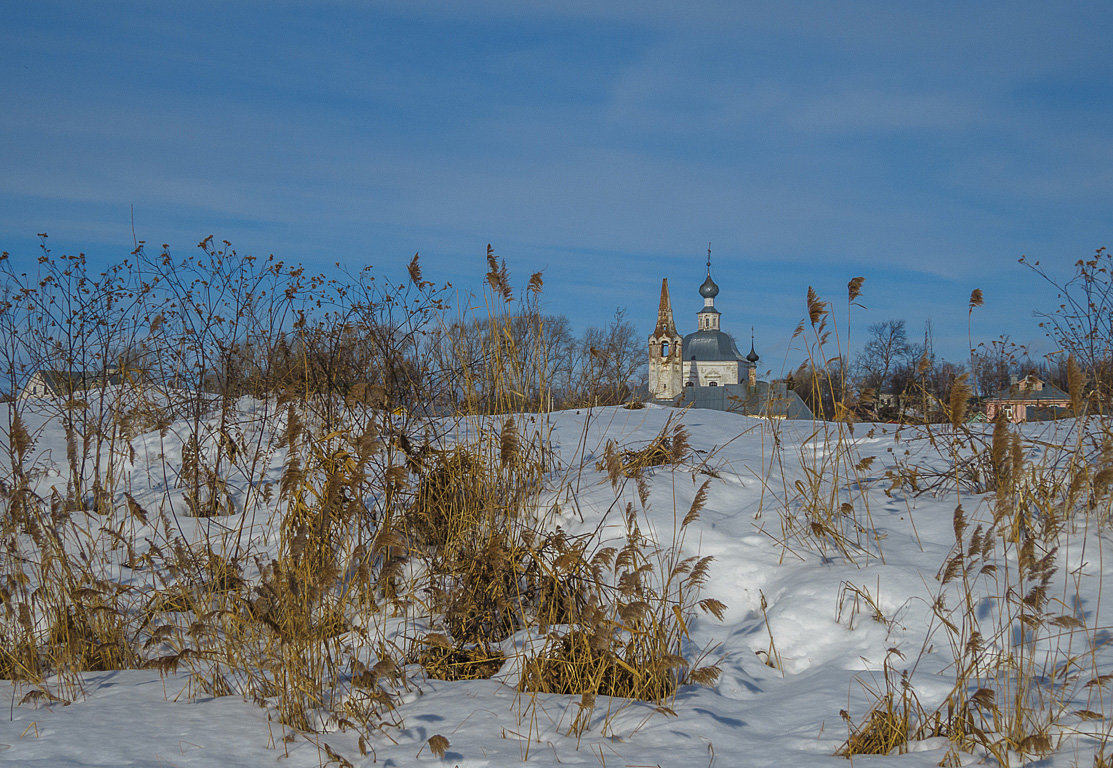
[647,258,812,419]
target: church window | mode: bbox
[685,381,694,387]
[661,341,669,356]
[709,381,718,387]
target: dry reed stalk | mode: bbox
[843,403,1113,765]
[0,240,736,766]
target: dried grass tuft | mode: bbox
[419,643,505,681]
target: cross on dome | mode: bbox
[699,243,719,299]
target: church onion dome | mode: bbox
[747,341,760,363]
[699,274,719,299]
[682,329,747,362]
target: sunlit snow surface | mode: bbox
[2,401,1111,767]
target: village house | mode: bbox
[984,373,1070,423]
[20,369,125,400]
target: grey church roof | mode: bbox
[682,329,748,362]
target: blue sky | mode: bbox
[2,1,1112,372]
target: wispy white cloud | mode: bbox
[1,1,1111,363]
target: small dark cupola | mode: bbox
[747,330,759,363]
[746,331,760,386]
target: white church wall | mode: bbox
[683,360,739,387]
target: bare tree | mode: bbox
[1022,248,1113,406]
[429,309,577,413]
[788,358,850,421]
[1,241,150,508]
[855,320,914,395]
[971,337,1030,399]
[572,308,644,407]
[138,237,305,516]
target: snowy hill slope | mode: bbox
[1,401,1111,767]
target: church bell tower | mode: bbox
[648,278,683,399]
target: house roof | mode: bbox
[32,370,124,392]
[989,376,1069,403]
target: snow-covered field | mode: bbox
[1,399,1111,767]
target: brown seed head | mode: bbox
[848,276,865,303]
[806,287,827,326]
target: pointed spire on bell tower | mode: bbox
[655,278,677,337]
[649,277,683,400]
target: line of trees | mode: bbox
[0,238,649,515]
[6,236,1110,434]
[794,317,1062,422]
[0,239,645,416]
[789,249,1113,421]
